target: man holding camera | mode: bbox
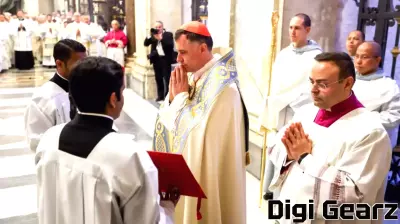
[144,21,175,101]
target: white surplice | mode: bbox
[267,104,392,224]
[106,47,125,66]
[87,22,106,56]
[35,123,175,224]
[259,40,323,133]
[12,19,33,51]
[0,22,12,70]
[353,74,400,148]
[57,25,69,40]
[258,40,322,193]
[32,22,44,63]
[24,74,70,152]
[66,21,90,48]
[40,22,59,66]
[5,21,15,66]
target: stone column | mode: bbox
[128,0,154,99]
[125,0,136,56]
[129,0,185,100]
[124,0,136,88]
[54,0,65,12]
[75,0,79,12]
[39,0,55,14]
[23,0,40,16]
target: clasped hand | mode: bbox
[281,122,313,161]
[160,187,180,207]
[169,65,189,102]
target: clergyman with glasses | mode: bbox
[267,52,392,223]
[258,13,322,201]
[352,41,400,148]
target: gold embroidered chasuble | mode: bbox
[153,48,249,224]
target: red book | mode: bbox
[147,151,207,220]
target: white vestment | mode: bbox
[41,22,58,66]
[268,104,392,224]
[33,23,45,63]
[5,22,15,66]
[12,19,33,51]
[353,75,400,148]
[24,75,70,152]
[259,40,323,133]
[66,22,90,49]
[156,48,247,224]
[258,40,322,192]
[87,23,106,56]
[106,47,125,66]
[0,22,12,70]
[57,26,69,40]
[35,124,174,224]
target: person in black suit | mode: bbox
[144,21,175,101]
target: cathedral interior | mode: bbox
[0,0,400,223]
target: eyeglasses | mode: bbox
[354,55,378,60]
[309,79,344,90]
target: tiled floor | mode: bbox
[0,68,398,224]
[0,69,156,223]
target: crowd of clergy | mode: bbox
[0,9,127,72]
[22,9,400,224]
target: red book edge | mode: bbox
[147,151,206,220]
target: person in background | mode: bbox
[0,14,12,71]
[12,10,35,70]
[144,21,175,101]
[83,15,106,57]
[104,20,127,67]
[154,21,248,224]
[268,52,391,223]
[40,14,58,67]
[66,12,90,51]
[346,30,365,60]
[353,41,400,148]
[258,13,322,201]
[24,39,87,152]
[35,57,178,224]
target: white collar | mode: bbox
[56,72,68,81]
[193,54,221,81]
[77,111,114,121]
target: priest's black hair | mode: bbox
[175,29,213,51]
[294,13,311,28]
[69,57,124,114]
[53,39,86,64]
[314,52,356,81]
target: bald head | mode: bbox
[360,41,381,57]
[354,41,382,75]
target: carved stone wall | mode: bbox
[280,0,341,52]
